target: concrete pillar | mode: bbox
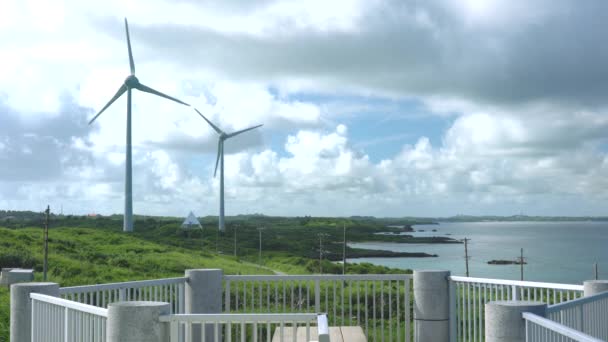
[107,301,170,342]
[185,269,223,341]
[2,269,34,287]
[413,270,450,342]
[485,301,546,342]
[583,280,608,296]
[10,282,59,342]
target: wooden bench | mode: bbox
[271,326,367,342]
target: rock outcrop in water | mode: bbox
[487,259,527,265]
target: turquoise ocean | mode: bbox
[347,221,608,285]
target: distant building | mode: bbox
[181,212,202,229]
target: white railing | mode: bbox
[449,276,584,342]
[523,312,603,342]
[59,277,186,313]
[31,293,108,342]
[159,312,325,342]
[223,274,412,342]
[546,291,608,340]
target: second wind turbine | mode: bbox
[195,109,263,232]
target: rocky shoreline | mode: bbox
[331,248,437,260]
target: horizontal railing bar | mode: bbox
[547,291,608,313]
[30,293,108,317]
[59,277,188,294]
[159,313,319,323]
[224,274,412,281]
[450,276,583,291]
[522,312,604,341]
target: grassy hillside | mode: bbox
[0,225,275,341]
[0,218,412,340]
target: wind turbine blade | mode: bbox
[194,108,223,134]
[213,140,222,177]
[226,124,263,139]
[88,84,128,125]
[136,83,189,106]
[125,18,135,75]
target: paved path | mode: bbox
[240,261,287,275]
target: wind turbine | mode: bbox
[88,18,189,232]
[194,108,262,232]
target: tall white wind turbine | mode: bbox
[194,109,263,232]
[88,18,189,232]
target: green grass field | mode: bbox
[0,216,412,340]
[0,225,276,341]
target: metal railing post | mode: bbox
[315,279,321,312]
[64,307,69,342]
[225,280,231,312]
[512,285,520,301]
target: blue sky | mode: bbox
[1,0,608,217]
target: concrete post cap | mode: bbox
[583,280,608,296]
[186,268,222,272]
[9,269,33,273]
[584,280,608,286]
[486,300,546,307]
[11,282,57,289]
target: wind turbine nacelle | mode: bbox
[125,75,140,88]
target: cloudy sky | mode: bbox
[1,0,608,217]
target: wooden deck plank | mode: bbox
[329,327,344,342]
[272,326,366,342]
[271,326,318,342]
[340,326,367,342]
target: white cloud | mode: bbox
[2,0,608,217]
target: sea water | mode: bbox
[347,221,608,285]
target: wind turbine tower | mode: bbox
[88,18,189,232]
[195,109,262,232]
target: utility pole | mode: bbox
[216,228,219,254]
[318,233,329,274]
[342,223,347,275]
[199,226,205,252]
[517,248,525,281]
[233,225,238,258]
[594,263,599,280]
[257,227,265,265]
[464,238,470,277]
[43,205,50,281]
[319,234,323,274]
